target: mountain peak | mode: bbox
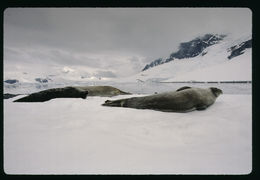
[142,34,226,71]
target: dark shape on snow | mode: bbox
[35,78,49,83]
[4,79,19,84]
[13,86,89,102]
[227,39,252,59]
[102,87,222,112]
[142,34,226,71]
[13,85,131,102]
[4,93,21,99]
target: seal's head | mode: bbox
[210,87,223,97]
[81,91,88,99]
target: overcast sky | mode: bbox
[4,8,251,78]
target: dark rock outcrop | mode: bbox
[142,34,226,71]
[142,58,164,71]
[227,39,252,59]
[4,79,19,84]
[3,93,21,99]
[169,34,226,60]
[35,78,49,83]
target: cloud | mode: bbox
[4,8,252,77]
[94,70,117,78]
[62,66,75,73]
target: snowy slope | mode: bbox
[4,94,252,174]
[118,33,252,83]
[164,50,251,82]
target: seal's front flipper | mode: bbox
[103,99,120,107]
[103,99,127,107]
[196,105,208,111]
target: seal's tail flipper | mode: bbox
[13,97,26,102]
[119,90,132,95]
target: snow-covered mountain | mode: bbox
[4,33,252,94]
[120,33,252,83]
[142,34,226,71]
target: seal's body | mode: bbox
[76,86,131,97]
[102,87,222,112]
[13,85,130,102]
[13,86,88,102]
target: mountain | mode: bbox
[142,34,226,71]
[35,78,50,83]
[4,79,19,84]
[227,39,252,59]
[4,33,252,94]
[120,33,252,83]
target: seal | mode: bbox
[75,85,131,97]
[102,87,222,112]
[13,86,88,102]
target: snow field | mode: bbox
[164,50,251,82]
[4,94,252,174]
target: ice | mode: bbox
[4,93,252,174]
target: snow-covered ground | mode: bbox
[4,92,252,174]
